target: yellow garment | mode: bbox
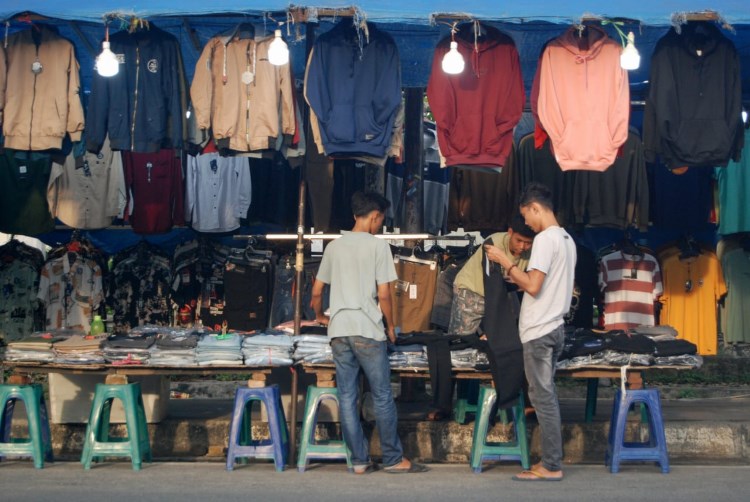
[453,232,529,296]
[658,249,727,355]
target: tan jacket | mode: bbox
[0,26,85,150]
[190,35,295,152]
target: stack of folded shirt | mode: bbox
[388,343,428,368]
[149,328,202,366]
[242,329,294,366]
[3,330,79,362]
[53,334,106,364]
[292,334,333,364]
[195,332,243,365]
[450,348,477,369]
[102,329,157,365]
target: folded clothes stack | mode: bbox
[293,334,333,364]
[242,329,294,366]
[195,332,243,365]
[388,343,428,368]
[4,330,75,362]
[53,334,106,364]
[449,348,477,369]
[102,329,157,365]
[150,327,202,366]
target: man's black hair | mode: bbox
[519,182,554,211]
[351,191,391,217]
[509,213,536,238]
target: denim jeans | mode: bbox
[331,336,403,467]
[522,325,565,472]
[269,257,295,327]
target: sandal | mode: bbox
[384,460,430,474]
[353,463,378,475]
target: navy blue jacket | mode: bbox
[305,20,402,158]
[86,25,186,153]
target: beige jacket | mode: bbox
[190,35,295,152]
[0,26,85,150]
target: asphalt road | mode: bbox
[1,462,749,501]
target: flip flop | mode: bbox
[353,463,378,475]
[512,470,563,482]
[384,462,430,474]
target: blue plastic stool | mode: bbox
[80,382,152,471]
[226,384,289,472]
[0,384,53,468]
[297,386,352,472]
[605,388,669,473]
[469,386,530,473]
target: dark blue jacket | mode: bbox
[86,25,186,153]
[305,20,402,158]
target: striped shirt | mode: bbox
[598,251,663,330]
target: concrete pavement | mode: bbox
[1,462,749,501]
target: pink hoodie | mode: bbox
[537,25,629,171]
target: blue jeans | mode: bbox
[331,336,403,467]
[522,325,565,472]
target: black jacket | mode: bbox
[86,25,187,153]
[644,22,744,168]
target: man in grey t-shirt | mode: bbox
[312,192,428,475]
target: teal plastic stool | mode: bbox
[0,384,53,468]
[297,386,352,472]
[469,386,530,473]
[80,382,152,471]
[454,380,480,424]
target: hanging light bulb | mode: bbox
[742,108,748,124]
[442,41,465,75]
[268,29,289,66]
[620,31,641,71]
[96,25,119,77]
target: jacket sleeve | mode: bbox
[190,40,215,131]
[171,154,185,226]
[235,158,252,219]
[608,64,630,151]
[66,44,85,142]
[304,44,330,126]
[426,38,457,158]
[86,48,110,153]
[494,43,525,140]
[536,46,566,148]
[278,51,296,138]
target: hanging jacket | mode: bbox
[537,25,630,171]
[427,23,525,168]
[86,24,187,153]
[0,25,84,151]
[190,34,295,152]
[643,22,744,169]
[304,19,402,158]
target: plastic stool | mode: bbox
[454,380,480,424]
[80,382,152,471]
[0,384,53,468]
[469,386,530,473]
[297,386,352,472]
[226,384,289,472]
[605,388,669,474]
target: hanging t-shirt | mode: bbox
[720,247,750,344]
[715,128,750,235]
[659,248,727,355]
[599,250,663,330]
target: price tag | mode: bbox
[409,284,417,300]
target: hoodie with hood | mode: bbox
[643,22,743,169]
[537,25,629,171]
[427,23,524,168]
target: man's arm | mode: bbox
[311,279,329,325]
[507,268,546,297]
[377,282,397,343]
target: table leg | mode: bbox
[289,366,298,465]
[627,371,643,390]
[585,378,599,423]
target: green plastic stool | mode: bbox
[0,384,53,468]
[454,380,480,424]
[297,386,352,472]
[80,382,152,471]
[469,386,530,473]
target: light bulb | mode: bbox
[742,109,748,124]
[96,41,119,77]
[268,29,289,66]
[620,31,641,71]
[441,41,465,75]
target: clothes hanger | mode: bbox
[220,22,255,41]
[394,245,437,269]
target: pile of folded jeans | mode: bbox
[292,334,332,364]
[149,327,202,366]
[242,329,294,366]
[102,328,156,364]
[388,343,428,368]
[53,334,106,364]
[195,332,243,365]
[3,330,76,362]
[449,348,478,368]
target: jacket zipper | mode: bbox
[29,46,40,150]
[131,46,140,151]
[245,42,252,147]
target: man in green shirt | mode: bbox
[449,214,535,336]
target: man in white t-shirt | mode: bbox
[312,192,428,475]
[486,182,576,482]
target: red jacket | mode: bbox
[427,24,525,168]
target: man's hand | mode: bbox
[484,244,513,270]
[316,315,329,326]
[386,326,397,344]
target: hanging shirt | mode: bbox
[184,152,252,233]
[715,128,750,235]
[0,258,41,342]
[720,247,750,344]
[37,253,103,332]
[659,249,727,355]
[47,138,126,229]
[599,250,663,330]
[110,248,172,330]
[0,150,55,235]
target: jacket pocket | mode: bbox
[557,119,615,166]
[446,113,482,154]
[672,119,732,163]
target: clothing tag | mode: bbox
[19,165,27,174]
[630,267,637,279]
[696,49,703,56]
[395,279,410,293]
[409,284,417,300]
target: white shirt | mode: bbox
[519,226,577,343]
